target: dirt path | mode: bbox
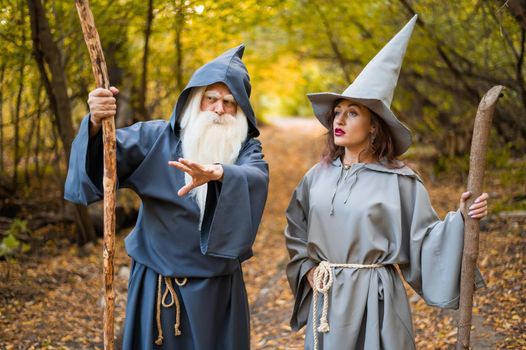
[0,118,523,349]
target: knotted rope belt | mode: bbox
[312,261,384,350]
[155,275,188,346]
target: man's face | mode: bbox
[200,83,238,116]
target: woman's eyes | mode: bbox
[345,111,358,118]
[334,110,358,117]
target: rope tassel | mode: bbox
[155,275,188,345]
[311,261,384,350]
[312,261,333,336]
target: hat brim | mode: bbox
[307,92,412,156]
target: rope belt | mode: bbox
[155,275,188,346]
[312,261,384,350]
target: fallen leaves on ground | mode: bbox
[0,119,524,349]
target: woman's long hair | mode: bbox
[321,102,403,168]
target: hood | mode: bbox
[169,44,259,137]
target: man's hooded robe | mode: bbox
[64,45,269,350]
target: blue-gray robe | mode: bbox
[65,45,269,350]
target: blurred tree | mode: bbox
[271,0,525,156]
[506,0,526,30]
[27,0,96,244]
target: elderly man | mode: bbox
[64,45,269,349]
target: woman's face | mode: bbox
[332,100,374,149]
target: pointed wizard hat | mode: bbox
[307,15,418,156]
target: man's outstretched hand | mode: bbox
[168,158,224,196]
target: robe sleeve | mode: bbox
[284,171,317,331]
[64,114,165,205]
[199,138,269,261]
[398,176,485,309]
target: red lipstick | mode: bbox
[334,128,345,137]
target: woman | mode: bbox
[285,16,487,350]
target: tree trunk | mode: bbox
[506,0,526,31]
[312,3,352,83]
[12,59,24,191]
[137,0,154,121]
[24,83,42,185]
[34,85,42,179]
[0,63,5,177]
[399,0,480,103]
[174,0,185,92]
[27,0,96,245]
[516,29,526,109]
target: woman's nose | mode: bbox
[335,113,345,125]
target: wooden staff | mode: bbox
[75,1,116,349]
[456,85,504,349]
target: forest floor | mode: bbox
[0,119,524,349]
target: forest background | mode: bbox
[0,0,524,348]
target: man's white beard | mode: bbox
[180,88,248,226]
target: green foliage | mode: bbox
[490,157,526,212]
[0,0,524,193]
[0,219,31,259]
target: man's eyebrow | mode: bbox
[223,94,236,103]
[204,90,221,97]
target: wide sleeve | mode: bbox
[199,138,269,261]
[284,173,317,331]
[398,176,485,309]
[64,114,165,205]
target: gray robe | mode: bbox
[285,158,484,350]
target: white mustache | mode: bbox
[201,111,236,125]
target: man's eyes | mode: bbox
[206,95,236,108]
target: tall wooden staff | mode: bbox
[456,85,504,349]
[75,1,116,349]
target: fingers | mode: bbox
[460,191,471,203]
[179,158,205,172]
[469,200,487,211]
[88,95,116,107]
[177,183,193,197]
[169,159,216,195]
[474,192,489,202]
[168,161,192,174]
[461,191,488,204]
[109,86,120,95]
[92,104,117,113]
[90,111,117,124]
[88,87,118,124]
[468,208,487,219]
[169,161,197,196]
[89,87,114,98]
[468,192,488,219]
